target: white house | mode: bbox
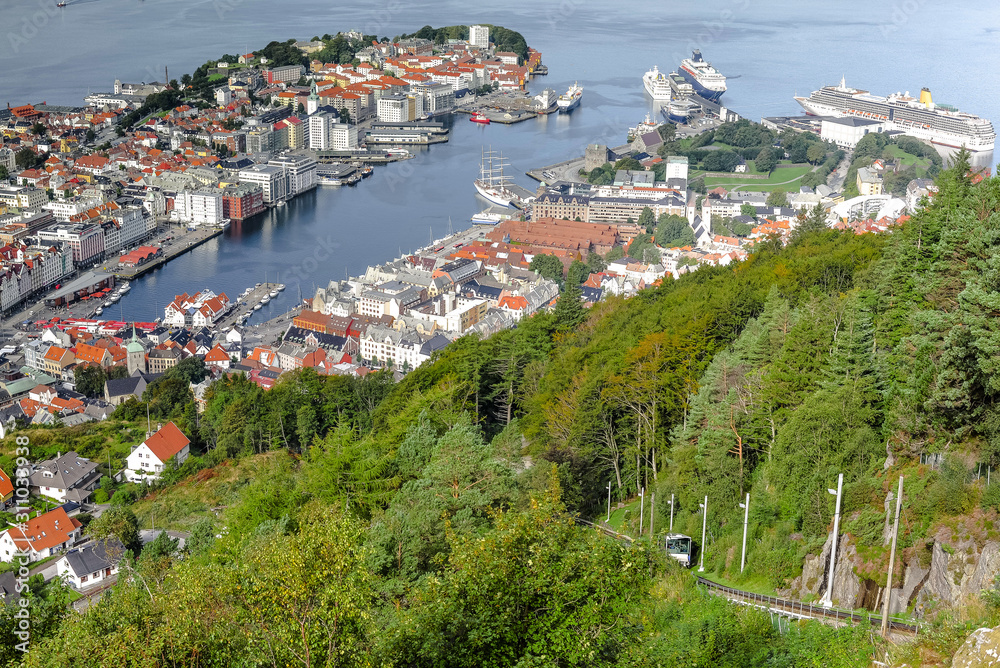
[0,507,83,563]
[124,422,191,483]
[57,541,121,589]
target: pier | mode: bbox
[110,226,223,281]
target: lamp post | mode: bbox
[606,480,612,523]
[820,473,844,608]
[668,493,675,532]
[739,492,749,574]
[698,495,708,573]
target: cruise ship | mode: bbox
[557,82,583,112]
[643,66,671,100]
[678,49,726,102]
[795,78,996,152]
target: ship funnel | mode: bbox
[919,87,933,107]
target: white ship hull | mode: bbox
[643,67,671,100]
[474,180,513,207]
[796,97,996,152]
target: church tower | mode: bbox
[126,325,146,375]
[306,81,320,116]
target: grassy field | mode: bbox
[883,145,933,176]
[705,164,814,192]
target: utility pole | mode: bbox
[698,495,708,572]
[881,476,904,637]
[638,487,645,535]
[739,492,750,573]
[606,480,611,523]
[820,473,844,608]
[668,493,674,532]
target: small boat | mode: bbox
[472,211,504,225]
[269,290,278,298]
[57,1,67,6]
[255,283,261,288]
[277,284,286,291]
[117,282,131,294]
[253,304,262,310]
[470,112,491,125]
[109,294,120,303]
[386,148,410,156]
[360,166,373,177]
[260,296,270,305]
[275,200,286,207]
[94,307,103,316]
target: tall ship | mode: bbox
[795,78,996,152]
[643,66,671,100]
[678,49,727,102]
[557,82,583,112]
[474,147,516,207]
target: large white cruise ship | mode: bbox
[678,49,726,102]
[643,66,671,100]
[795,78,995,152]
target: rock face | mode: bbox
[952,626,1000,668]
[785,533,862,608]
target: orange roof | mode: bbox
[142,422,190,462]
[74,342,109,364]
[7,507,82,553]
[0,468,13,499]
[204,344,230,363]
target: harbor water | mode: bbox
[1,0,996,322]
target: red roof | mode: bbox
[6,507,82,553]
[0,468,13,499]
[142,422,190,462]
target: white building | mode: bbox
[57,542,121,590]
[174,190,224,226]
[0,507,82,564]
[377,94,424,123]
[239,164,288,203]
[308,113,360,150]
[411,82,455,116]
[163,289,231,328]
[665,155,689,181]
[124,422,191,483]
[820,117,885,149]
[267,153,317,197]
[469,25,489,49]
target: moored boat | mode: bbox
[470,112,491,124]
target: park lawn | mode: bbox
[606,498,642,533]
[208,73,227,82]
[705,164,814,192]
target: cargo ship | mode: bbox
[678,49,726,102]
[557,82,583,112]
[795,78,995,152]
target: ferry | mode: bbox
[386,148,410,156]
[678,50,727,102]
[472,210,504,225]
[469,112,491,124]
[795,78,995,152]
[665,98,700,124]
[642,66,671,100]
[557,82,583,112]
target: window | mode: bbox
[81,575,88,583]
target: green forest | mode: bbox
[4,155,1000,665]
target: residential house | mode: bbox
[0,506,83,563]
[124,421,190,483]
[29,451,101,504]
[56,541,121,589]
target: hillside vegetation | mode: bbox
[5,154,1000,665]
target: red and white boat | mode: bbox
[469,113,490,125]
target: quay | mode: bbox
[110,226,224,281]
[526,144,631,183]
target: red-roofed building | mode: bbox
[0,507,83,563]
[124,422,191,483]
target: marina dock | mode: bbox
[112,226,223,280]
